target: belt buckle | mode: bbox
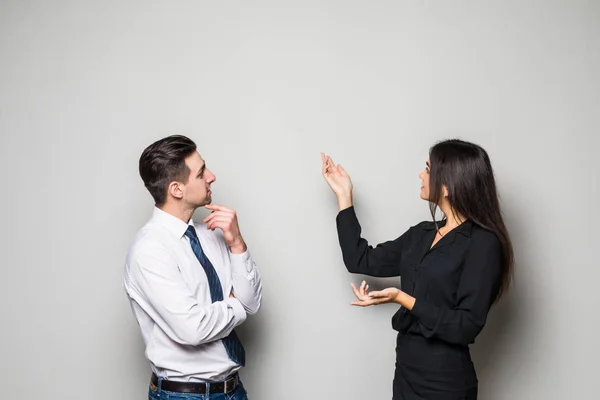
[224,374,238,393]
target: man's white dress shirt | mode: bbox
[124,207,262,381]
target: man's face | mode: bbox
[181,151,216,208]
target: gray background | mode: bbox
[1,1,599,399]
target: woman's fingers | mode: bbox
[351,297,377,307]
[327,156,335,171]
[321,153,328,175]
[351,282,362,300]
[350,281,380,307]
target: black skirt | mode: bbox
[393,334,478,400]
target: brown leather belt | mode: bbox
[151,372,239,394]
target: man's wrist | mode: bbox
[229,237,247,254]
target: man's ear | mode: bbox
[168,181,184,200]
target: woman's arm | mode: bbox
[322,153,408,277]
[337,206,409,277]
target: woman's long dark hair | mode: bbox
[429,139,513,302]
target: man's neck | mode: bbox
[159,202,195,224]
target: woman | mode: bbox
[321,139,513,400]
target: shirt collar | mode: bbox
[422,219,472,237]
[152,207,195,239]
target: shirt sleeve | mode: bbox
[229,249,262,315]
[336,206,411,277]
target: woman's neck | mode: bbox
[439,203,466,229]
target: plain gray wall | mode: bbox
[1,1,599,399]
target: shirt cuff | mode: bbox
[409,298,437,330]
[230,250,255,274]
[225,297,247,326]
[336,205,356,221]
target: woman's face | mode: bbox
[419,158,431,201]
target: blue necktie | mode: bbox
[185,225,246,366]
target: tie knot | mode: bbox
[185,225,198,240]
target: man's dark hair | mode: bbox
[139,135,197,206]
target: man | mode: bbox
[124,135,262,399]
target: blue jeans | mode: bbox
[148,377,248,400]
